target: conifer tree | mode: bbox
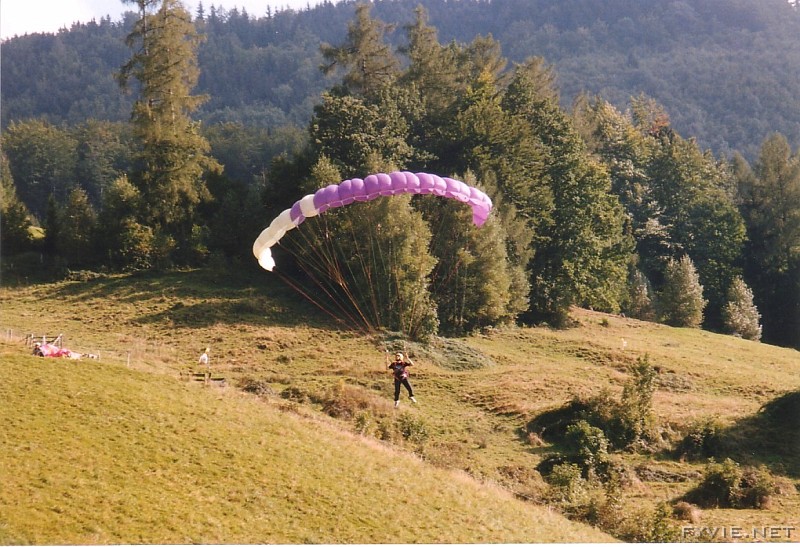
[627,269,656,321]
[320,3,399,98]
[433,65,537,328]
[119,0,220,264]
[399,6,464,162]
[277,156,440,340]
[737,133,800,346]
[57,187,98,267]
[722,276,762,341]
[646,130,745,326]
[417,172,525,334]
[573,97,661,265]
[309,91,415,173]
[0,153,33,255]
[659,255,706,328]
[399,7,461,119]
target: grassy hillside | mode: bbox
[0,347,612,543]
[2,266,799,542]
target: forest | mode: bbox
[1,0,799,349]
[4,0,800,158]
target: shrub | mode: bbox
[354,410,374,435]
[672,501,701,523]
[583,465,625,529]
[626,502,680,543]
[238,376,275,398]
[676,417,726,460]
[526,431,546,447]
[281,385,310,404]
[546,462,589,506]
[319,381,378,420]
[739,465,776,509]
[527,399,594,442]
[688,458,743,508]
[396,412,429,445]
[617,356,658,445]
[564,420,610,479]
[583,356,659,449]
[685,458,775,509]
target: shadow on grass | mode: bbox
[46,266,345,330]
[715,390,800,477]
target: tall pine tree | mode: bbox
[320,3,399,99]
[119,0,220,264]
[737,133,800,347]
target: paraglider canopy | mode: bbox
[252,171,492,271]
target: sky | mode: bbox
[1,0,324,40]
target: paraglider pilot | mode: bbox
[387,350,417,408]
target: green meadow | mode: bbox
[2,267,799,543]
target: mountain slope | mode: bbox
[3,0,800,158]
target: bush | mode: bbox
[354,410,374,435]
[685,458,776,509]
[396,411,429,444]
[617,356,658,446]
[672,501,701,523]
[281,386,311,404]
[688,458,743,508]
[319,381,379,420]
[739,465,776,509]
[238,376,276,398]
[546,462,590,506]
[582,356,659,449]
[676,417,726,460]
[564,420,610,479]
[527,399,594,442]
[624,502,680,543]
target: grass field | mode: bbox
[2,266,799,543]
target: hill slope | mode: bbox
[1,267,800,542]
[0,342,612,544]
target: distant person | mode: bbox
[387,351,417,408]
[199,347,210,368]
